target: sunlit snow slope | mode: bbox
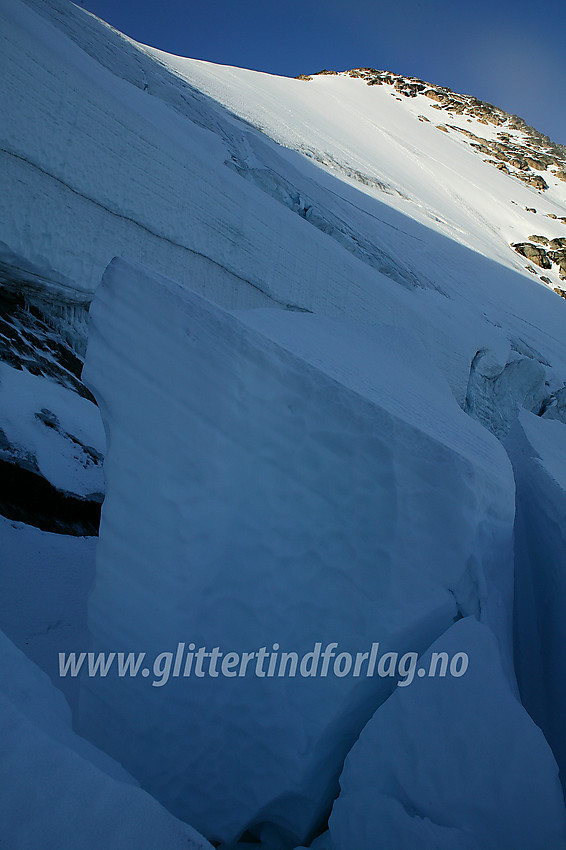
[2,0,566,847]
[2,0,566,410]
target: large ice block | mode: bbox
[329,618,566,850]
[79,257,515,844]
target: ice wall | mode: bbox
[329,618,566,850]
[506,411,566,793]
[80,257,515,844]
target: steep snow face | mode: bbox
[506,413,566,792]
[79,258,515,844]
[2,0,566,414]
[144,53,566,285]
[329,618,566,850]
[0,516,96,710]
[0,631,213,850]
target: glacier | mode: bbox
[0,630,212,850]
[1,0,566,846]
[506,412,566,794]
[329,617,566,850]
[79,257,516,844]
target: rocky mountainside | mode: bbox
[1,0,566,848]
[300,67,566,286]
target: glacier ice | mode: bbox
[4,0,566,416]
[0,514,97,710]
[329,617,566,850]
[2,0,566,845]
[0,630,212,850]
[464,348,547,438]
[79,257,515,844]
[505,411,566,794]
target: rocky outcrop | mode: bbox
[294,67,566,194]
[511,242,552,269]
[511,239,566,284]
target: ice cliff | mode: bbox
[79,257,517,844]
[2,0,566,846]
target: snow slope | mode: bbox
[2,0,566,846]
[2,0,566,410]
[0,630,212,850]
[0,515,96,710]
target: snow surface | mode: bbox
[506,412,566,794]
[0,630,212,850]
[0,515,96,710]
[80,257,515,844]
[2,0,566,845]
[329,617,566,850]
[0,362,105,497]
[3,0,566,413]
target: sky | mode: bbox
[78,0,566,145]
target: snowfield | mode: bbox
[1,0,566,847]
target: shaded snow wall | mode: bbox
[79,257,515,845]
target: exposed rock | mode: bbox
[517,174,549,191]
[294,74,312,82]
[525,157,548,171]
[0,457,101,536]
[424,89,448,103]
[334,67,566,193]
[511,243,552,269]
[549,238,566,248]
[529,235,550,245]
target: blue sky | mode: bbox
[78,0,566,145]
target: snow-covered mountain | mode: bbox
[1,0,566,847]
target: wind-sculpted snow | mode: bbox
[329,618,566,850]
[0,631,212,850]
[80,258,515,845]
[3,0,566,412]
[505,412,566,795]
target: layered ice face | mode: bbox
[79,257,515,845]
